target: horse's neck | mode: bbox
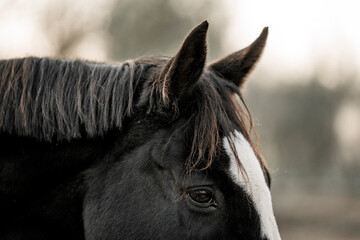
[0,135,103,197]
[0,134,98,239]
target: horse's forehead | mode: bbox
[222,131,281,240]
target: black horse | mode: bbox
[0,21,281,240]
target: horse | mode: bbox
[0,21,281,240]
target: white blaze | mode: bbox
[223,131,281,240]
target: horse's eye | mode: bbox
[187,188,216,208]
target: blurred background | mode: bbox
[1,0,359,238]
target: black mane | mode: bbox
[0,56,265,173]
[0,57,152,141]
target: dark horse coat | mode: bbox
[0,21,281,240]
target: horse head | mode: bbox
[83,21,280,240]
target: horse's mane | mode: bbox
[0,57,267,174]
[0,57,149,141]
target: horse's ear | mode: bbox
[209,27,268,88]
[158,21,208,104]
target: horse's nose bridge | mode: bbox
[223,131,281,240]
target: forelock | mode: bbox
[178,68,267,174]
